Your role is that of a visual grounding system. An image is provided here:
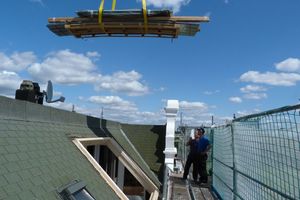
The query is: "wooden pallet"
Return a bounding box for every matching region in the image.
[47,10,209,38]
[48,16,209,23]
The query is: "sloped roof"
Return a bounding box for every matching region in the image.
[104,122,162,187]
[0,96,161,199]
[120,124,165,182]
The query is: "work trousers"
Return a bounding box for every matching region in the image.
[195,153,208,183]
[183,154,198,181]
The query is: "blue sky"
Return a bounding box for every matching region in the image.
[1,0,300,125]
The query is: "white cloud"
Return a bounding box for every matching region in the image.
[229,97,242,103]
[86,51,101,58]
[235,109,260,118]
[0,52,36,72]
[204,90,220,95]
[276,58,300,72]
[0,71,22,95]
[243,93,267,100]
[28,49,99,85]
[47,102,90,115]
[89,96,138,112]
[142,0,191,13]
[96,71,149,96]
[224,0,229,4]
[205,12,211,17]
[87,95,164,124]
[110,110,164,124]
[240,85,267,93]
[179,111,215,126]
[179,101,208,111]
[177,100,215,126]
[156,87,166,92]
[240,71,300,86]
[236,110,250,117]
[29,0,45,6]
[27,50,149,96]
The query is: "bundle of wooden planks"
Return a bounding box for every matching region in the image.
[47,9,209,38]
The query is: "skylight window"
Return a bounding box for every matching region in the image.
[73,189,95,200]
[58,180,96,200]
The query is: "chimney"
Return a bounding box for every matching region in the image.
[164,100,179,171]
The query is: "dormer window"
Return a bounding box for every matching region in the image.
[73,138,160,200]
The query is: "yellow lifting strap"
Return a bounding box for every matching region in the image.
[98,0,116,24]
[112,0,116,11]
[142,0,148,33]
[98,0,105,24]
[98,0,148,33]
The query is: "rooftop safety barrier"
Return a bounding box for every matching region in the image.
[212,104,300,200]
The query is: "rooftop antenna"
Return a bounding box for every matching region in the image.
[101,107,104,119]
[100,107,104,129]
[43,80,65,103]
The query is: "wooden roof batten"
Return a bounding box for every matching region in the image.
[47,9,209,39]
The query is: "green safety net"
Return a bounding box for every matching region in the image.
[212,104,300,200]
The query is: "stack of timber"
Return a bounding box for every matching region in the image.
[47,9,209,38]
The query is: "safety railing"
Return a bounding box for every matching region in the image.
[212,104,300,200]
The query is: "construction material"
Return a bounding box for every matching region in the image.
[47,9,209,38]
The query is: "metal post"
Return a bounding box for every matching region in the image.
[230,123,237,200]
[210,127,214,182]
[162,165,169,200]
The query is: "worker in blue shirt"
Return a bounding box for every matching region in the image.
[195,127,211,184]
[182,129,201,181]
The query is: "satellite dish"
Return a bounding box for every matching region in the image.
[43,80,65,103]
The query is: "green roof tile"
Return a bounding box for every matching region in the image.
[0,175,8,187]
[121,124,166,182]
[18,179,35,191]
[18,170,32,181]
[18,190,35,200]
[4,173,22,184]
[0,96,162,199]
[106,124,161,187]
[0,151,8,164]
[6,195,20,200]
[0,165,8,175]
[6,138,19,145]
[5,162,21,173]
[16,144,28,152]
[31,176,44,186]
[0,187,7,199]
[30,185,46,197]
[5,154,19,162]
[3,183,22,195]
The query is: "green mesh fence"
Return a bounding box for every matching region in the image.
[212,104,300,200]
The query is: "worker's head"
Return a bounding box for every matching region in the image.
[196,127,205,136]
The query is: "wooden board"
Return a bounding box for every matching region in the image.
[47,9,209,38]
[48,16,209,23]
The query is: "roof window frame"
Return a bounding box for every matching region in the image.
[73,137,159,200]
